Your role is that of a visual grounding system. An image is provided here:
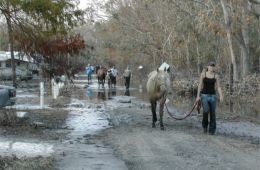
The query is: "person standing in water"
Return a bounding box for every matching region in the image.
[123,66,132,90]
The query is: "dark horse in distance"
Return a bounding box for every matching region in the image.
[97,66,107,88]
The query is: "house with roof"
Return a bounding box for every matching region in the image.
[0,51,39,73]
[0,51,39,80]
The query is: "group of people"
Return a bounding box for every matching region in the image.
[85,64,132,89]
[87,60,224,135]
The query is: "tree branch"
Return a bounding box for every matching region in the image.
[249,0,260,4]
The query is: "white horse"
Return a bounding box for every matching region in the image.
[146,68,171,130]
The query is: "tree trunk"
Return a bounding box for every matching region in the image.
[220,0,238,81]
[5,3,17,87]
[195,37,201,75]
[240,0,250,77]
[240,42,250,76]
[183,35,190,67]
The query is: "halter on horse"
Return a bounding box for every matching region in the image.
[147,67,199,130]
[146,69,171,130]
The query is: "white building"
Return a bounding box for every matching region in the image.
[0,51,39,72]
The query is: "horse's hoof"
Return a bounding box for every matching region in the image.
[152,123,156,128]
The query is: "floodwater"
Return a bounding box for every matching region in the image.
[8,87,50,109]
[0,87,55,158]
[0,77,259,168]
[64,98,110,138]
[0,137,54,158]
[55,80,129,169]
[1,79,129,169]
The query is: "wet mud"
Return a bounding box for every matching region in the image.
[0,79,259,170]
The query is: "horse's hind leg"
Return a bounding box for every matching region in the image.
[151,100,157,128]
[159,97,166,130]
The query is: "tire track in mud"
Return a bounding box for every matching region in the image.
[102,102,260,170]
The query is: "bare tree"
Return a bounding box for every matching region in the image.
[220,0,238,81]
[84,0,259,79]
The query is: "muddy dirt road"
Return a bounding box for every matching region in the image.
[0,79,259,170]
[102,99,259,170]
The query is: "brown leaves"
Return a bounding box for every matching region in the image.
[40,34,86,57]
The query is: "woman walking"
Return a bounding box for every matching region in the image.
[196,61,223,135]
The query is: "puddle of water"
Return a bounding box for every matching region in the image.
[16,94,38,98]
[73,81,146,110]
[16,89,37,93]
[0,138,54,158]
[66,98,86,108]
[64,98,111,138]
[7,87,51,110]
[7,104,51,110]
[57,97,127,170]
[16,111,27,118]
[57,144,127,170]
[65,107,110,138]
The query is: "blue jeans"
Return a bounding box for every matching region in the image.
[201,94,217,133]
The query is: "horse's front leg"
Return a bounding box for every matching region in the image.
[150,100,157,128]
[159,96,166,130]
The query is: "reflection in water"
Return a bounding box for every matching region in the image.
[16,94,38,98]
[0,140,53,158]
[139,84,143,93]
[7,104,50,110]
[59,98,126,170]
[65,103,110,138]
[97,90,106,100]
[108,88,117,99]
[17,111,27,118]
[124,89,130,96]
[86,88,93,100]
[112,88,116,96]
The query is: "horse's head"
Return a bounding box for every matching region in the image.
[102,67,107,74]
[97,68,106,78]
[155,69,171,93]
[147,69,171,99]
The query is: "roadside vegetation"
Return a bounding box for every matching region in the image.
[0,0,259,116]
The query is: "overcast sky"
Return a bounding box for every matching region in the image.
[78,0,92,9]
[78,0,107,10]
[78,0,108,20]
